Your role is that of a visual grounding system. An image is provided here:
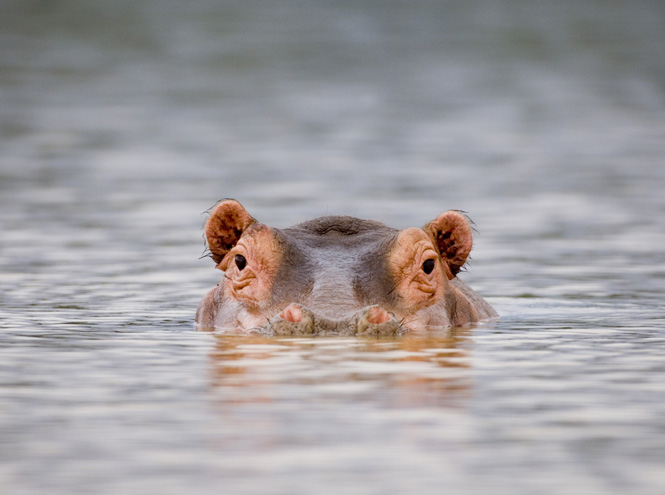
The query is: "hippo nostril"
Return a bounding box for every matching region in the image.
[280,303,304,323]
[270,304,316,337]
[355,305,404,337]
[367,306,391,325]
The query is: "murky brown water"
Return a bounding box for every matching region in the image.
[1,1,665,494]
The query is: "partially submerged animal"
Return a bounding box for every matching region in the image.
[196,200,497,336]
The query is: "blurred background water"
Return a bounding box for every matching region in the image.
[1,1,664,494]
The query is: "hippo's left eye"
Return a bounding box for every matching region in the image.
[422,258,435,275]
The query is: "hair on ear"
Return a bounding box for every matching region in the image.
[204,199,255,265]
[424,210,473,279]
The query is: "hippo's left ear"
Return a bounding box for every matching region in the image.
[423,211,473,280]
[204,199,256,266]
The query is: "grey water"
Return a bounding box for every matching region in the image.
[1,1,664,494]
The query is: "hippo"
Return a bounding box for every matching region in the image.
[196,200,497,336]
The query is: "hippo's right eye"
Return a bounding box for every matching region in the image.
[235,254,247,271]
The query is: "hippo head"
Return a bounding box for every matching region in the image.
[196,200,495,336]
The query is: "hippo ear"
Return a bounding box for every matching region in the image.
[423,211,473,280]
[204,199,256,265]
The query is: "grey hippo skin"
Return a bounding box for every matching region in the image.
[196,200,497,336]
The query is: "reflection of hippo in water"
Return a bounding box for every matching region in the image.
[196,200,497,336]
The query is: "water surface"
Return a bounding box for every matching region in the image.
[1,1,664,494]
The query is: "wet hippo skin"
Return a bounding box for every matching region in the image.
[196,199,497,335]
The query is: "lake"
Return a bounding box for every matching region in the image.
[1,1,664,494]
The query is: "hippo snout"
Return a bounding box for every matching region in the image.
[267,303,406,337]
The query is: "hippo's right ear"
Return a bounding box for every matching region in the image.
[204,199,256,266]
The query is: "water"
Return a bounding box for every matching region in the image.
[1,1,665,493]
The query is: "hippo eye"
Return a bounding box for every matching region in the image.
[235,254,247,271]
[422,258,435,275]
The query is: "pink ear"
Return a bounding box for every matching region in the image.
[204,199,255,265]
[424,211,473,279]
